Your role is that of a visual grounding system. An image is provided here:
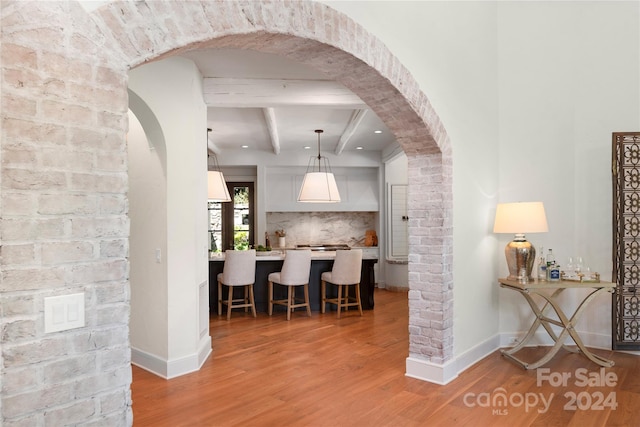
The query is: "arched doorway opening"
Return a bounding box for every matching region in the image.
[116,1,453,380]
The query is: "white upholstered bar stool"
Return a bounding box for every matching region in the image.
[268,249,312,320]
[217,249,257,320]
[321,249,363,318]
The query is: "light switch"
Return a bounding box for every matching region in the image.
[67,303,79,322]
[155,248,162,263]
[44,292,85,333]
[52,303,65,324]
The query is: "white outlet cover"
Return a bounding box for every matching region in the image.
[44,292,85,333]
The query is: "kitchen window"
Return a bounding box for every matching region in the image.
[216,182,254,251]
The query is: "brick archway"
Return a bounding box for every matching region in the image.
[112,2,454,365]
[1,0,452,423]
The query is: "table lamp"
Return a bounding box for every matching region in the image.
[493,202,548,282]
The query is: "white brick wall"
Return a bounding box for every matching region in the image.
[1,1,453,424]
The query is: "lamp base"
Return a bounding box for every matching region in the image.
[504,234,536,282]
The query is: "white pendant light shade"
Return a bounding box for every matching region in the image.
[206,127,232,203]
[208,170,231,202]
[298,171,341,203]
[297,129,341,203]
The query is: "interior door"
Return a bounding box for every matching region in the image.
[221,182,254,251]
[612,132,640,350]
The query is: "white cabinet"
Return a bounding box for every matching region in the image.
[265,166,379,212]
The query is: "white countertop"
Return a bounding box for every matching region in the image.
[209,249,378,261]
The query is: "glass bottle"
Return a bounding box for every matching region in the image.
[546,249,560,281]
[538,246,547,281]
[546,249,555,268]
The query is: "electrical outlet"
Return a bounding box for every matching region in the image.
[508,336,519,344]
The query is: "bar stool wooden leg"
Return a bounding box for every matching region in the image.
[268,281,274,316]
[218,281,223,316]
[304,284,311,317]
[226,288,233,320]
[286,285,293,321]
[344,285,349,312]
[249,285,256,317]
[321,280,327,314]
[355,283,363,316]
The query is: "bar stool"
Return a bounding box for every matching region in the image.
[217,249,257,320]
[268,249,312,320]
[321,249,363,318]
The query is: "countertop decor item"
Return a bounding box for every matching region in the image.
[297,129,341,203]
[493,201,548,283]
[364,230,377,247]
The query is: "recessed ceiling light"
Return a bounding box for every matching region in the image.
[304,146,311,150]
[356,146,364,150]
[374,130,382,134]
[241,145,249,149]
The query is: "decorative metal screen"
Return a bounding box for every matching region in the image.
[612,132,640,350]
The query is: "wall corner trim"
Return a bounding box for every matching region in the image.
[131,337,212,380]
[405,334,501,385]
[405,357,458,385]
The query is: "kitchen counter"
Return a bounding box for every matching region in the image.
[209,251,378,314]
[209,250,375,262]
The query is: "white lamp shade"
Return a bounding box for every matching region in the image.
[297,172,341,203]
[493,202,548,234]
[207,171,232,202]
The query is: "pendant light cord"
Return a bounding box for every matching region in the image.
[315,129,323,172]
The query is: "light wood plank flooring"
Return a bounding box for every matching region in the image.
[131,289,640,426]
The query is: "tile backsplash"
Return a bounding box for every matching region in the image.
[266,212,377,247]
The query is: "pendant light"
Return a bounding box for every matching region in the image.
[298,129,341,203]
[207,128,232,202]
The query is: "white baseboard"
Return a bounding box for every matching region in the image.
[501,330,613,350]
[131,336,212,379]
[406,330,624,386]
[405,333,499,385]
[405,357,458,385]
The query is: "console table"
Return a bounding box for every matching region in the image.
[499,277,616,369]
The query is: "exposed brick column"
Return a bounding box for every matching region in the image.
[1,1,132,425]
[407,152,454,364]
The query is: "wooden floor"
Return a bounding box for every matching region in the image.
[131,290,640,426]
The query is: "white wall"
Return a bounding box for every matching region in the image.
[128,57,211,377]
[127,110,168,359]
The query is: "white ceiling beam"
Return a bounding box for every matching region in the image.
[334,109,368,155]
[263,108,280,155]
[203,77,367,108]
